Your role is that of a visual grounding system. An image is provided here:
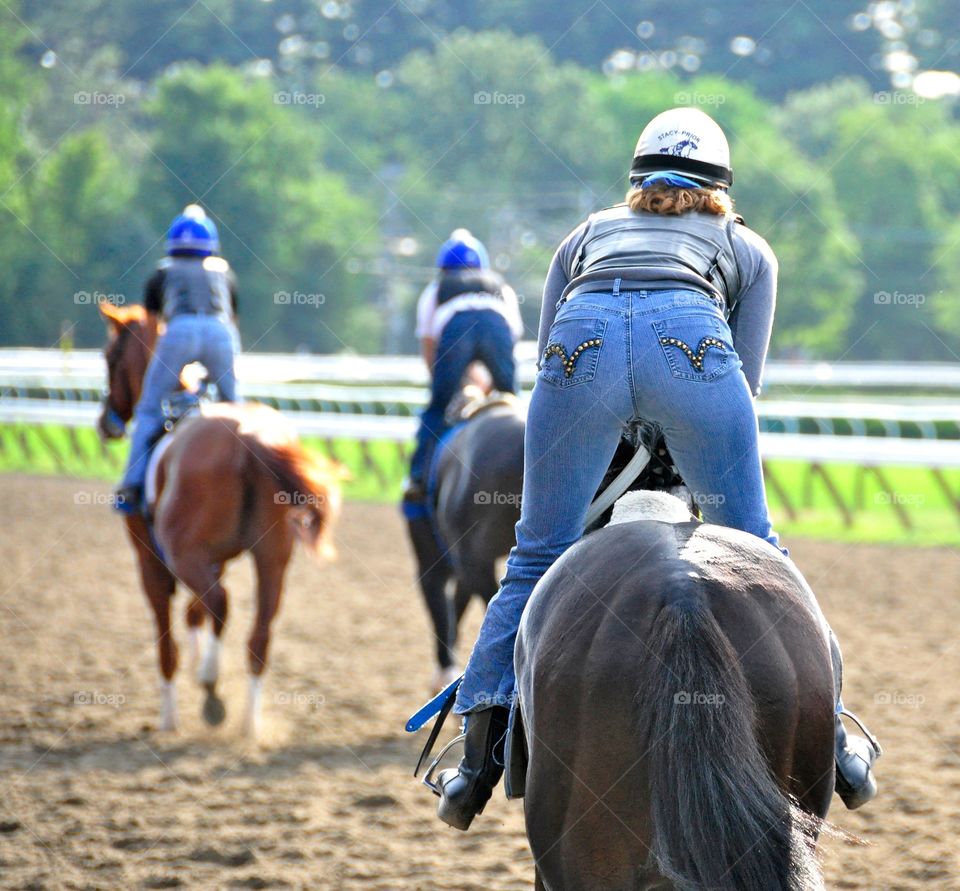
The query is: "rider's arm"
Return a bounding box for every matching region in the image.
[729,227,778,398]
[501,284,525,342]
[227,269,238,315]
[537,221,589,363]
[415,281,439,374]
[143,269,165,318]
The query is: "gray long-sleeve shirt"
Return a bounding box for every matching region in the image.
[537,211,778,396]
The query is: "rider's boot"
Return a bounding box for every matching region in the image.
[830,630,882,809]
[436,706,509,830]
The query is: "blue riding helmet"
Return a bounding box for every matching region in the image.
[436,229,489,270]
[166,204,220,256]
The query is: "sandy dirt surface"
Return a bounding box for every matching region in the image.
[0,474,957,890]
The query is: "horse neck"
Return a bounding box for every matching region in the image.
[124,320,157,404]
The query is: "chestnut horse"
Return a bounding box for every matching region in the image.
[97,302,340,737]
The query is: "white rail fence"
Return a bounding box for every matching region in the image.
[2,397,959,529]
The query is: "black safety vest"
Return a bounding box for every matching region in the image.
[572,204,743,306]
[159,256,233,321]
[436,268,506,307]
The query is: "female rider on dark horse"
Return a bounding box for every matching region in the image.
[432,107,881,830]
[114,204,240,514]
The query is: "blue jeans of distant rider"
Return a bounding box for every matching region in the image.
[121,314,238,491]
[455,287,782,714]
[409,309,516,485]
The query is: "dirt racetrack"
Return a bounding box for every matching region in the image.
[0,473,958,890]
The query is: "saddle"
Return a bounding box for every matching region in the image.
[444,387,518,426]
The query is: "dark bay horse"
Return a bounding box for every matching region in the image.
[515,491,833,891]
[98,302,341,737]
[406,395,524,690]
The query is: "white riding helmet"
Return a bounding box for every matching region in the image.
[630,107,733,188]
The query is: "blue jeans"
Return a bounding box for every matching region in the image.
[121,314,238,491]
[409,309,516,485]
[455,288,781,714]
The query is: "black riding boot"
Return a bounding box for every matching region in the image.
[436,706,509,830]
[830,631,882,809]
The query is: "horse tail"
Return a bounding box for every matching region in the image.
[641,596,823,891]
[240,432,344,560]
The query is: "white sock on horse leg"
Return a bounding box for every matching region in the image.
[244,675,263,739]
[198,632,222,686]
[187,626,202,669]
[159,678,178,732]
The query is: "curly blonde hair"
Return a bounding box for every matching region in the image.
[627,185,733,216]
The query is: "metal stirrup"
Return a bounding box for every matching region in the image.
[421,733,466,797]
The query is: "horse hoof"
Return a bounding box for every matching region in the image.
[202,694,227,726]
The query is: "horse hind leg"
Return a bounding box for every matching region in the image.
[244,531,293,739]
[169,555,229,726]
[131,529,179,731]
[185,597,205,672]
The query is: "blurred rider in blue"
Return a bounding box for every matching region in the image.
[404,229,523,502]
[114,204,239,514]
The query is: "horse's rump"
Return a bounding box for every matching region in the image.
[154,403,340,559]
[516,516,834,891]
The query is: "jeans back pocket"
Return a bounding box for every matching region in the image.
[652,312,737,383]
[539,316,608,387]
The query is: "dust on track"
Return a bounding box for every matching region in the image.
[0,475,957,889]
